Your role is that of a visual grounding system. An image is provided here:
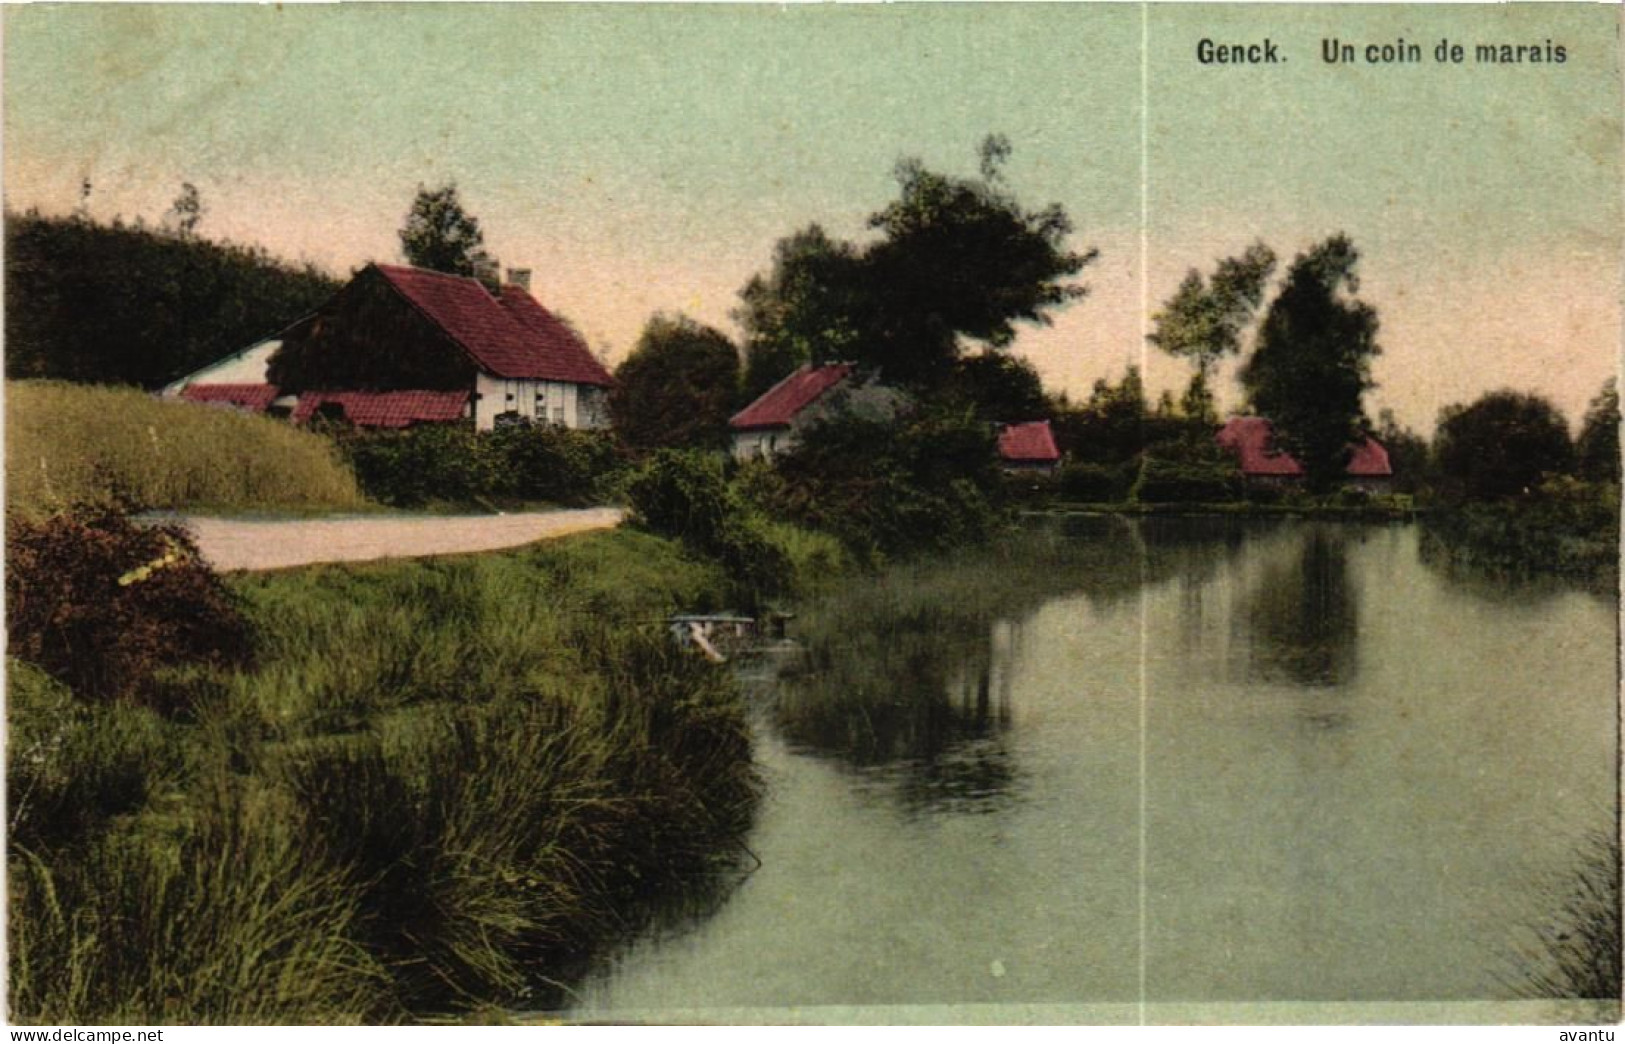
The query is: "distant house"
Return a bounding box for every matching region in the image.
[729,363,903,460]
[997,420,1061,473]
[165,264,612,431]
[1216,416,1393,492]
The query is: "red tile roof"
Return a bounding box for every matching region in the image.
[497,285,614,386]
[179,383,280,412]
[998,420,1060,463]
[729,364,853,431]
[1216,417,1392,478]
[372,264,611,387]
[292,390,469,429]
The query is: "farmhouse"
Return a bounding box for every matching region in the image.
[997,420,1061,473]
[167,264,611,431]
[1216,416,1393,492]
[729,363,903,460]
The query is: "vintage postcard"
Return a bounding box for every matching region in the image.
[3,2,1620,1030]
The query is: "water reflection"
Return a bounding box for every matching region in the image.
[1417,526,1594,607]
[1238,526,1360,687]
[773,516,1257,813]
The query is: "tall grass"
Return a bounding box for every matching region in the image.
[6,381,367,518]
[1513,830,1622,1009]
[9,528,761,1023]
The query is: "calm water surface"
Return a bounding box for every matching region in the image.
[570,518,1617,1021]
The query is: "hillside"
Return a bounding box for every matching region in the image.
[5,210,341,387]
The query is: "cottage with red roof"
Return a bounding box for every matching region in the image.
[728,363,903,460]
[1216,416,1393,492]
[997,420,1061,473]
[166,264,612,431]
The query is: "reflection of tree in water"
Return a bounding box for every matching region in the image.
[1416,526,1584,609]
[774,619,1020,815]
[1239,526,1360,687]
[771,517,1259,814]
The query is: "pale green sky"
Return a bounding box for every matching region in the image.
[5,4,1618,432]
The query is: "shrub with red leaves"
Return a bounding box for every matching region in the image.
[6,507,253,713]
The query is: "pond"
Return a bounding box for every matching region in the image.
[567,517,1618,1023]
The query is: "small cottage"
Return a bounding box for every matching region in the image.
[729,363,902,460]
[1216,416,1393,492]
[997,420,1061,473]
[166,263,612,431]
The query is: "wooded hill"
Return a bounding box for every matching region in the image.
[5,210,341,388]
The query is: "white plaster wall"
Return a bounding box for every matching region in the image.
[162,339,281,394]
[731,429,789,461]
[474,372,605,431]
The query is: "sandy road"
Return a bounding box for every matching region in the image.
[178,507,624,572]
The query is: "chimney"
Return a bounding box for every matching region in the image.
[505,267,532,292]
[473,256,502,290]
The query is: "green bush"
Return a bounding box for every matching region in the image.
[625,449,790,607]
[1057,460,1129,503]
[339,426,495,507]
[760,407,1006,559]
[1130,456,1242,504]
[340,423,625,508]
[6,507,253,711]
[484,423,625,505]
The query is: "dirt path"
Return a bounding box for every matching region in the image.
[179,507,625,572]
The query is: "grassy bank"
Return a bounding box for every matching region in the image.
[8,527,761,1023]
[7,381,368,519]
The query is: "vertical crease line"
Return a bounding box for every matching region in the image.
[1137,0,1151,1028]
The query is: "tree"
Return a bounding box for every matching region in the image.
[1575,378,1620,485]
[736,136,1096,394]
[858,136,1095,387]
[1375,408,1431,496]
[165,182,205,238]
[609,314,742,453]
[735,225,865,403]
[1433,389,1573,501]
[947,351,1047,424]
[1150,241,1275,427]
[1240,234,1381,493]
[1149,241,1276,381]
[398,182,491,279]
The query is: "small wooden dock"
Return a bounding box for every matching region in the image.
[668,612,795,663]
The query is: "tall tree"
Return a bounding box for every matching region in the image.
[609,314,742,453]
[1575,378,1620,485]
[398,182,491,279]
[1433,390,1573,501]
[736,136,1096,394]
[1149,241,1276,424]
[734,225,865,403]
[947,351,1047,424]
[1241,235,1381,492]
[859,136,1095,387]
[1375,407,1431,496]
[1149,241,1276,378]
